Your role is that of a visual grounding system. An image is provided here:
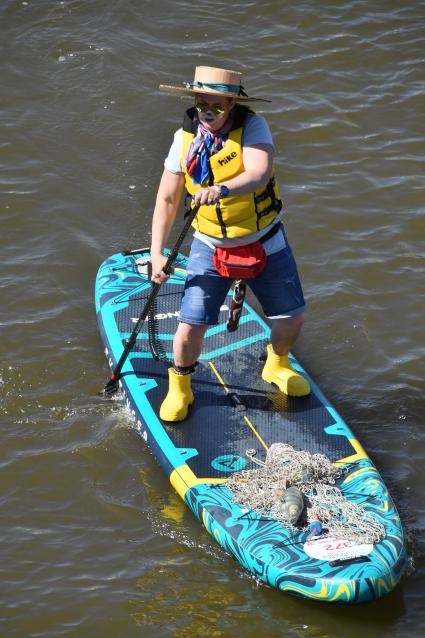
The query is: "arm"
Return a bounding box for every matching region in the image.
[225,143,274,194]
[192,143,274,206]
[150,168,185,282]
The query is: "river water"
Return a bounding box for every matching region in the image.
[1,1,424,636]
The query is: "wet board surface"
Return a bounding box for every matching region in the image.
[95,248,407,603]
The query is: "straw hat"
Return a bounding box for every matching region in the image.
[159,66,271,103]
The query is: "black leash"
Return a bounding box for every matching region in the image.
[147,260,171,365]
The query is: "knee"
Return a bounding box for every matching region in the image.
[176,322,207,345]
[291,312,305,330]
[271,312,305,341]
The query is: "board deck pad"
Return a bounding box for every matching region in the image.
[96,248,407,603]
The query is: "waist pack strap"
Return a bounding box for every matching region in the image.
[260,222,282,244]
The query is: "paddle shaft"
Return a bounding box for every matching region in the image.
[105,205,199,390]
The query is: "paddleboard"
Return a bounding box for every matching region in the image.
[95,247,407,603]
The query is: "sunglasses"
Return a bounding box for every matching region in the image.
[195,101,226,116]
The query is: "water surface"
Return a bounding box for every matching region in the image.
[1,1,423,636]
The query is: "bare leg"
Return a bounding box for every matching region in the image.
[262,313,310,397]
[173,322,209,367]
[160,322,209,422]
[270,313,305,356]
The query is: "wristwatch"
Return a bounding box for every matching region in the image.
[214,184,230,199]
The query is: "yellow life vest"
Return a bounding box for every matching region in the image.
[181,105,282,239]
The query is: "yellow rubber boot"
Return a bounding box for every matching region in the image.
[262,344,311,397]
[159,368,194,422]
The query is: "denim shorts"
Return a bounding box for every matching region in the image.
[179,230,306,326]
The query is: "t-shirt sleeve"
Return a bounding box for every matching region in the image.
[242,113,275,150]
[164,128,184,174]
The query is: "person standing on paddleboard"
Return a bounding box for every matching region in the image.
[150,66,310,422]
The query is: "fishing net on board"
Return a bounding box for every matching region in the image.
[227,443,386,545]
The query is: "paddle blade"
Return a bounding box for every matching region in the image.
[102,375,120,397]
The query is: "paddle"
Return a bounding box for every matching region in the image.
[103,204,200,396]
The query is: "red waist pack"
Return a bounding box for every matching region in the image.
[213,241,266,279]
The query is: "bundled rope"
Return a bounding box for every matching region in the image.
[227,443,385,545]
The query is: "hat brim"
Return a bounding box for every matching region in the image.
[159,84,272,103]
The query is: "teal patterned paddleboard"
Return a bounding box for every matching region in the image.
[95,248,407,603]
